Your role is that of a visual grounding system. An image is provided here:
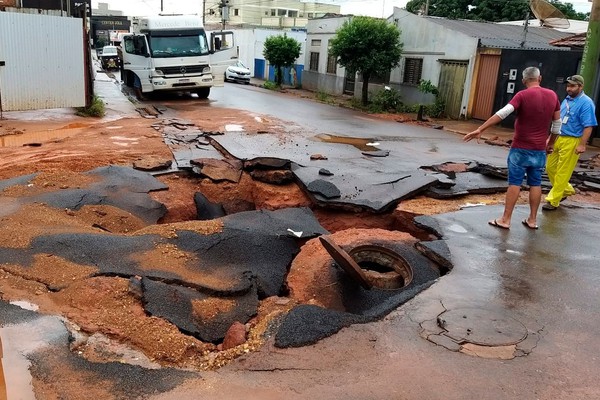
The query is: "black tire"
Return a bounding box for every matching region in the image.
[123,71,134,88]
[196,87,210,99]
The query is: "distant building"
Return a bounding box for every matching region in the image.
[204,0,340,28]
[92,1,123,16]
[90,3,128,48]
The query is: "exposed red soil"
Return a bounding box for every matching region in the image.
[1,98,599,390]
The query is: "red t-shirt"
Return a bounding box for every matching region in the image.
[508,86,560,150]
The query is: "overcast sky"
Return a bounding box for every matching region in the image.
[91,0,593,19]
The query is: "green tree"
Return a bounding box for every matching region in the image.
[263,34,301,86]
[406,0,588,22]
[329,16,403,106]
[467,0,529,21]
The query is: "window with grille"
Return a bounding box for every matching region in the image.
[311,39,321,46]
[403,58,423,85]
[309,52,320,71]
[326,53,337,74]
[234,8,239,16]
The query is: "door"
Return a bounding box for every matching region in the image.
[472,54,501,120]
[122,35,152,91]
[0,12,85,111]
[344,68,356,95]
[438,60,469,119]
[209,31,237,87]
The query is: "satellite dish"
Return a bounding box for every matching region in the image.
[529,0,570,29]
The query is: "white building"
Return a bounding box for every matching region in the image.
[204,0,340,28]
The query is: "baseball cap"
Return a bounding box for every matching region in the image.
[566,75,584,85]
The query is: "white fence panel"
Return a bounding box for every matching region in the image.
[0,12,85,111]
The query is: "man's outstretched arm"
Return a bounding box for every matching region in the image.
[463,104,514,143]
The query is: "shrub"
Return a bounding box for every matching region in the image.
[371,87,403,112]
[316,90,333,103]
[262,80,279,90]
[76,96,105,117]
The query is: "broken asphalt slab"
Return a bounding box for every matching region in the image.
[0,166,168,224]
[0,186,328,340]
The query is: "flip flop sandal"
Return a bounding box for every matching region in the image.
[522,219,539,230]
[488,219,510,230]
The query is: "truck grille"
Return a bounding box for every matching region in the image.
[160,65,207,75]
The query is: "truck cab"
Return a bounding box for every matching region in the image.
[120,15,230,99]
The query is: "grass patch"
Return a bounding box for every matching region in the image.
[316,90,334,104]
[262,81,279,90]
[76,96,105,117]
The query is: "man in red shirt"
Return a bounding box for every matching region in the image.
[464,66,561,229]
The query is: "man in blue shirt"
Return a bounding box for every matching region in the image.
[543,75,598,210]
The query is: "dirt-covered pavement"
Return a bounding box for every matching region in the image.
[1,77,600,400]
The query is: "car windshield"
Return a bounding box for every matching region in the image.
[102,47,118,56]
[148,33,209,58]
[234,61,247,69]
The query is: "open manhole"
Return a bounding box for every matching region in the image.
[348,245,413,290]
[319,236,414,290]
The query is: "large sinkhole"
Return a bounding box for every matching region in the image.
[0,165,453,369]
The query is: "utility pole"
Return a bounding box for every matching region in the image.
[580,0,599,97]
[202,0,206,24]
[220,0,229,31]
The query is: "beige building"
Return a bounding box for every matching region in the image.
[204,0,340,28]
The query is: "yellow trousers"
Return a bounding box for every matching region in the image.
[545,135,579,207]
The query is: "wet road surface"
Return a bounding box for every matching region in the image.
[1,68,600,399]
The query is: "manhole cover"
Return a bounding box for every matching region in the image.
[319,236,372,289]
[438,308,528,346]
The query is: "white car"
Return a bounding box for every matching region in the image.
[224,60,251,84]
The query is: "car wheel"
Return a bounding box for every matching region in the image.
[196,87,210,99]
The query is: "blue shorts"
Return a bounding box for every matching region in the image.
[507,148,546,186]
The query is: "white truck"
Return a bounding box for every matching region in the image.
[120,15,235,99]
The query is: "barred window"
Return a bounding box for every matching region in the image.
[326,53,337,74]
[403,58,423,85]
[309,52,320,71]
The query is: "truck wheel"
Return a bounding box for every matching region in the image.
[123,71,133,87]
[196,88,210,99]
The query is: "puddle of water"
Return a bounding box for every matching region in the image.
[9,301,39,312]
[0,338,6,400]
[447,224,468,233]
[0,128,85,148]
[225,124,244,132]
[314,134,378,151]
[109,136,138,141]
[0,315,65,400]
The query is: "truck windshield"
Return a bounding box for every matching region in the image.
[148,31,209,58]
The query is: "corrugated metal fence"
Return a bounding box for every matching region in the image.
[0,12,85,111]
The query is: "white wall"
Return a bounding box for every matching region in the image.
[303,16,350,93]
[390,8,478,107]
[0,12,86,111]
[231,28,306,76]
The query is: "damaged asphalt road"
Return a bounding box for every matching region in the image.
[2,82,600,399]
[0,167,451,348]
